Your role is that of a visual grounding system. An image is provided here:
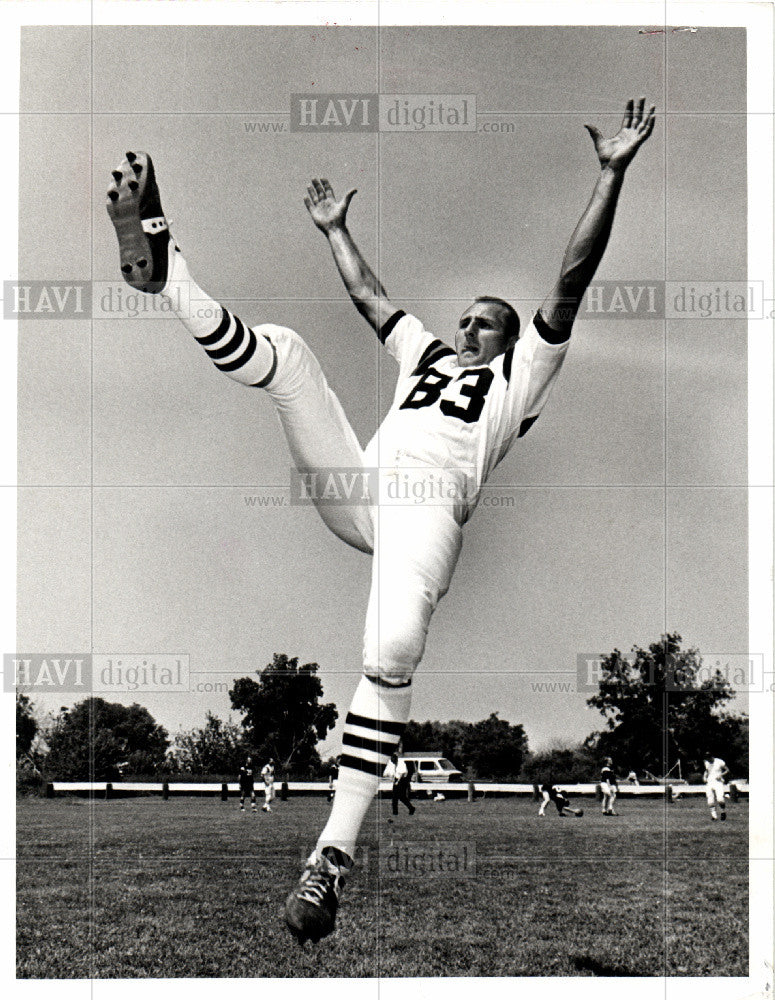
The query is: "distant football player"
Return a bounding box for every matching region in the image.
[261,758,276,813]
[239,757,256,813]
[106,97,655,944]
[703,753,728,821]
[327,758,339,804]
[600,758,619,815]
[538,782,583,817]
[385,752,415,816]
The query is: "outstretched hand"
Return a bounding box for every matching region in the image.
[304,179,357,233]
[585,97,656,172]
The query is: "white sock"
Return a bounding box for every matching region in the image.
[161,245,276,386]
[316,676,412,862]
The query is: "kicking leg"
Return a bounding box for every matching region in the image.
[107,151,276,383]
[107,152,373,554]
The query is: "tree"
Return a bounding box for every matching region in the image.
[520,741,598,783]
[403,714,528,780]
[45,698,169,779]
[464,714,528,779]
[171,712,247,776]
[586,633,741,774]
[16,693,38,759]
[229,653,337,774]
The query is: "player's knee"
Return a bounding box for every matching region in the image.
[363,662,415,686]
[363,627,424,685]
[251,323,312,395]
[255,323,310,372]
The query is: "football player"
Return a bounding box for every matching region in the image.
[106,97,655,944]
[703,753,729,820]
[238,757,256,813]
[261,758,276,813]
[385,752,416,816]
[538,782,583,817]
[600,757,619,815]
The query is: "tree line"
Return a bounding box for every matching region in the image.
[17,635,749,787]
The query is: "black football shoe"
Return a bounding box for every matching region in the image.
[284,846,352,945]
[106,151,173,293]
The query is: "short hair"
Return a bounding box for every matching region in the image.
[474,296,521,342]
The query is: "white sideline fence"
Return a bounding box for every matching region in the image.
[48,780,749,797]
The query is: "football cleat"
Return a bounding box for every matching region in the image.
[284,847,351,945]
[106,151,173,293]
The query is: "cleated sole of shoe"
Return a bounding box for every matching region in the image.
[106,151,170,293]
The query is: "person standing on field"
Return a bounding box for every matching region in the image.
[261,758,276,813]
[600,757,618,815]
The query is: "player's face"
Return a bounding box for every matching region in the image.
[455,302,513,367]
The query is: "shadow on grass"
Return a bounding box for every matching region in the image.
[571,955,645,977]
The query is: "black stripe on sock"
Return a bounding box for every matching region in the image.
[338,753,386,777]
[216,329,258,372]
[342,732,397,756]
[252,337,278,388]
[344,712,405,737]
[207,315,246,360]
[195,308,231,346]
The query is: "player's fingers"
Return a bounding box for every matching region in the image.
[584,124,603,146]
[321,178,334,198]
[342,187,358,209]
[312,178,326,198]
[303,195,313,212]
[642,105,656,135]
[634,95,646,126]
[621,98,634,129]
[307,184,319,203]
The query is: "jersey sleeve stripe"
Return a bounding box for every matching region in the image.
[412,340,455,375]
[502,344,515,382]
[378,309,407,344]
[535,308,571,345]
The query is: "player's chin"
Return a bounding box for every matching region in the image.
[457,350,482,367]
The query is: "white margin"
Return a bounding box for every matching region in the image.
[1,3,772,1000]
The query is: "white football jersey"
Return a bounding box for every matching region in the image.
[705,757,726,781]
[261,763,275,785]
[364,310,570,520]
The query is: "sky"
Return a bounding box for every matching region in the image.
[16,24,750,757]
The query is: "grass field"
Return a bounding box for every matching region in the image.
[17,793,747,978]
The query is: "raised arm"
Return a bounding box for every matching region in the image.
[305,179,397,333]
[540,97,656,337]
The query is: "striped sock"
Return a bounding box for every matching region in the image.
[161,245,275,387]
[316,675,412,862]
[193,305,276,387]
